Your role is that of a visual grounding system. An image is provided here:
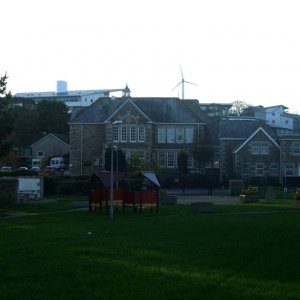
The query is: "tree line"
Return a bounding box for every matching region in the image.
[0,73,69,160]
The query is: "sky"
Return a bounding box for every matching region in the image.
[1,0,300,113]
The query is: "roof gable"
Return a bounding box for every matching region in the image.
[106,98,151,123]
[233,127,279,153]
[31,133,70,148]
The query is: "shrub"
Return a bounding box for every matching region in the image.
[240,187,258,195]
[293,188,300,200]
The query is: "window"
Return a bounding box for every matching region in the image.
[293,143,300,154]
[138,126,145,142]
[158,152,165,167]
[167,128,175,143]
[187,154,193,168]
[167,152,176,168]
[37,151,44,157]
[113,126,119,142]
[185,128,193,143]
[256,163,264,176]
[158,128,166,143]
[130,126,136,142]
[252,142,269,154]
[176,128,184,143]
[121,126,127,142]
[270,164,278,176]
[285,164,294,176]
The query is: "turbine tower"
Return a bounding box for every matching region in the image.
[172,65,199,99]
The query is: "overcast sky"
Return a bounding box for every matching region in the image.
[1,0,300,113]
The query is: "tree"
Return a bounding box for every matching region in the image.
[36,100,69,134]
[104,147,127,172]
[177,151,189,193]
[13,106,39,134]
[0,73,15,159]
[230,100,249,116]
[193,127,215,172]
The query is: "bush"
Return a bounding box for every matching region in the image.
[241,187,258,195]
[293,188,300,200]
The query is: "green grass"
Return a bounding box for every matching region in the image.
[1,198,300,299]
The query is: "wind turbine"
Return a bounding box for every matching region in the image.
[172,65,199,99]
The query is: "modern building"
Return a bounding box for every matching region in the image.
[13,80,128,110]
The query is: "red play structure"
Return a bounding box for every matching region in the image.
[89,171,160,213]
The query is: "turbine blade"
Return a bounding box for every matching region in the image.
[180,64,184,79]
[184,80,199,86]
[171,81,182,91]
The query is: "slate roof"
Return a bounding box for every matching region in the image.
[69,97,209,124]
[219,118,277,139]
[13,133,69,147]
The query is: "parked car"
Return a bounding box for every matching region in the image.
[31,166,41,172]
[38,166,57,175]
[18,167,29,170]
[1,166,12,172]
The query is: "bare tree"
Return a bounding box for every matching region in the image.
[230,100,249,116]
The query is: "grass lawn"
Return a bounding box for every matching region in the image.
[1,197,300,299]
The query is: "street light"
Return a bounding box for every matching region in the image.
[109,120,123,219]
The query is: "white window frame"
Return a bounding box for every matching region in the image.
[113,126,119,142]
[293,143,300,154]
[121,126,127,142]
[130,126,136,142]
[167,151,176,168]
[252,142,269,155]
[185,128,193,143]
[256,163,264,176]
[158,128,166,143]
[138,126,145,142]
[285,164,294,176]
[269,164,278,176]
[176,128,184,143]
[167,128,175,143]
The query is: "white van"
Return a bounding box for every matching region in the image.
[50,157,65,170]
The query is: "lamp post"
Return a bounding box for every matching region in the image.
[109,144,114,219]
[109,120,123,219]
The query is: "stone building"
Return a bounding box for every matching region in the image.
[219,117,300,185]
[69,95,209,176]
[219,118,280,184]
